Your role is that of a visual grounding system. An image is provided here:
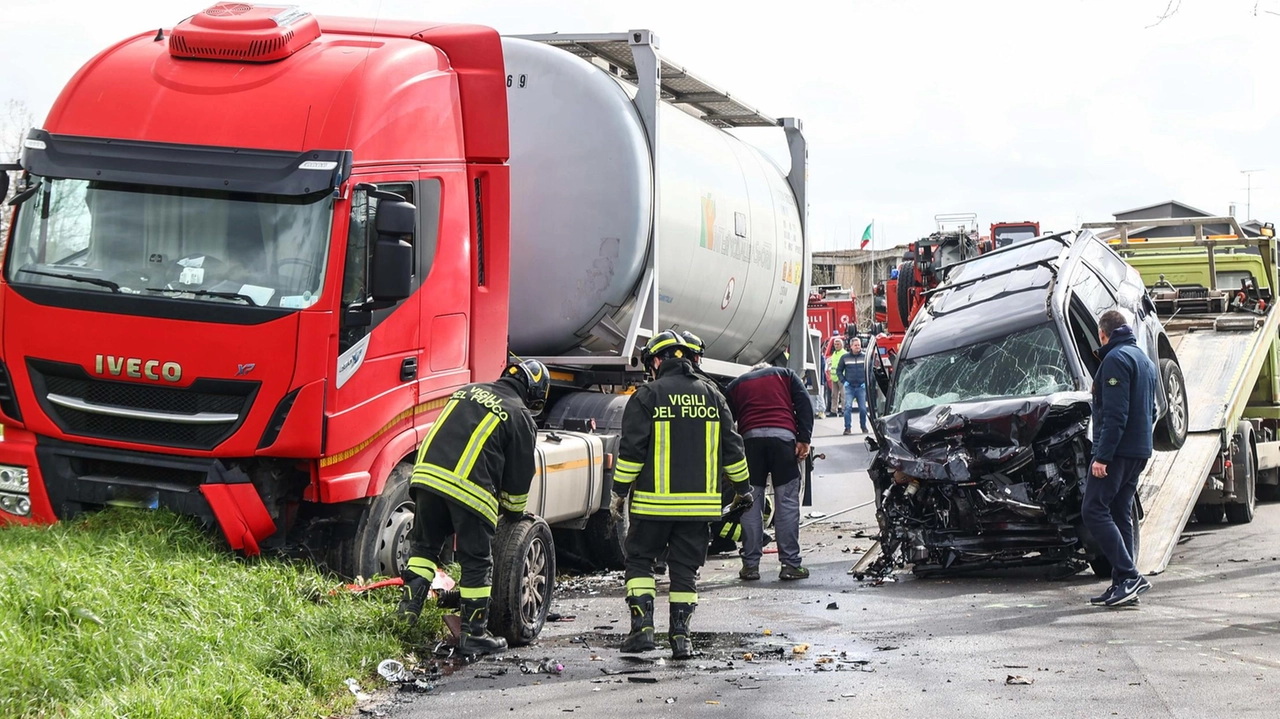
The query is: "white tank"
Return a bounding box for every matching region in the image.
[502,38,804,365]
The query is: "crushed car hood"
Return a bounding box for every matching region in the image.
[875,392,1092,481]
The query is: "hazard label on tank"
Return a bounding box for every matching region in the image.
[721,278,736,310]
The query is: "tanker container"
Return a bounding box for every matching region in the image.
[502,37,805,367]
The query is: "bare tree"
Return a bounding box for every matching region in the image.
[0,100,35,240]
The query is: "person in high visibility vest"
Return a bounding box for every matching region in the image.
[610,330,752,658]
[397,359,550,655]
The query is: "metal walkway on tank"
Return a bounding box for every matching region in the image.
[1136,309,1279,574]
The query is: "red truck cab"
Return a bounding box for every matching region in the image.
[0,5,509,577]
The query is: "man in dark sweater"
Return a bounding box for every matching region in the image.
[836,338,869,435]
[726,362,815,581]
[1085,310,1158,608]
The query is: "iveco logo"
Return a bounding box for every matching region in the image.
[94,355,182,383]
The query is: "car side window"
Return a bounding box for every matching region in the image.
[1070,264,1116,319]
[1067,296,1101,377]
[1081,238,1130,288]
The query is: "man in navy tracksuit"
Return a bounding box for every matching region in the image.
[1085,310,1157,608]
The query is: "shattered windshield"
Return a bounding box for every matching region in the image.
[7,177,332,308]
[890,323,1074,413]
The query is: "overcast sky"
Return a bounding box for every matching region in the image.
[3,0,1278,252]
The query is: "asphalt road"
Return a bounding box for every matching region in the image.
[372,417,1280,718]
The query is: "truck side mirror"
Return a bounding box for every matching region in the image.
[369,237,412,302]
[368,198,415,303]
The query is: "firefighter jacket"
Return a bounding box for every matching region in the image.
[411,377,537,526]
[613,359,750,520]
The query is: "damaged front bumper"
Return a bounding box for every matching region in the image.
[865,392,1099,578]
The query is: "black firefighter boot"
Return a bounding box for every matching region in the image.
[457,597,508,655]
[669,602,696,660]
[396,571,432,624]
[620,595,657,653]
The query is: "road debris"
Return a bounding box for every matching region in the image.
[826,602,839,610]
[792,644,810,655]
[520,658,565,675]
[344,678,372,702]
[377,659,413,683]
[627,676,658,684]
[1006,675,1034,685]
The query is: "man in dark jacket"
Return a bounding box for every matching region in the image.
[1085,310,1157,608]
[612,330,752,659]
[836,338,869,435]
[397,359,549,654]
[726,362,815,581]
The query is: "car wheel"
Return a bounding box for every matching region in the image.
[489,515,555,647]
[895,262,915,322]
[1153,358,1188,451]
[1225,422,1256,524]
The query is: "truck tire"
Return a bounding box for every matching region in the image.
[1088,499,1141,577]
[1153,359,1188,451]
[329,463,416,580]
[1225,422,1256,524]
[1195,503,1225,524]
[895,262,915,323]
[489,515,555,647]
[583,508,627,570]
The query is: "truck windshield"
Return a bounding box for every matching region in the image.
[994,225,1038,247]
[7,177,333,308]
[889,323,1074,413]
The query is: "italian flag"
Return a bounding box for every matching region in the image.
[859,221,873,250]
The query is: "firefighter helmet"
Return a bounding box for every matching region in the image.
[504,358,551,412]
[641,329,688,368]
[679,330,706,358]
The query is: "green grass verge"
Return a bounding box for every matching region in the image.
[0,509,441,718]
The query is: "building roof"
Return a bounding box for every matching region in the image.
[1113,199,1216,219]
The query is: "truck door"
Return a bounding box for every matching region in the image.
[416,169,473,400]
[326,176,423,462]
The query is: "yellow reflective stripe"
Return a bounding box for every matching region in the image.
[417,399,460,463]
[630,504,719,517]
[626,577,657,597]
[613,469,639,484]
[705,420,719,495]
[459,585,492,599]
[725,458,749,483]
[500,492,527,512]
[670,591,698,604]
[616,458,643,473]
[653,421,670,495]
[407,557,438,579]
[411,467,498,524]
[633,491,721,505]
[454,412,501,479]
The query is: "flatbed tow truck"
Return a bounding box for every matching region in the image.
[1082,217,1280,574]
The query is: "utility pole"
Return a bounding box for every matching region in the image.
[1241,169,1264,221]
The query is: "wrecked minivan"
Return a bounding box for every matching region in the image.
[863,231,1188,578]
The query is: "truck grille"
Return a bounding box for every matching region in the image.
[27,359,258,450]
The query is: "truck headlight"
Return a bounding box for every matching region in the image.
[0,465,28,494]
[0,492,30,517]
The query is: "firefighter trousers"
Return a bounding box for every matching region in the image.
[624,518,709,601]
[407,486,495,595]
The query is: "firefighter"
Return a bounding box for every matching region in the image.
[610,331,753,659]
[397,359,550,655]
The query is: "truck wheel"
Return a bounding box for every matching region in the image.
[1153,359,1188,451]
[1225,423,1256,524]
[1088,498,1141,577]
[583,508,627,570]
[895,262,915,322]
[329,463,415,580]
[489,516,555,647]
[1195,503,1225,524]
